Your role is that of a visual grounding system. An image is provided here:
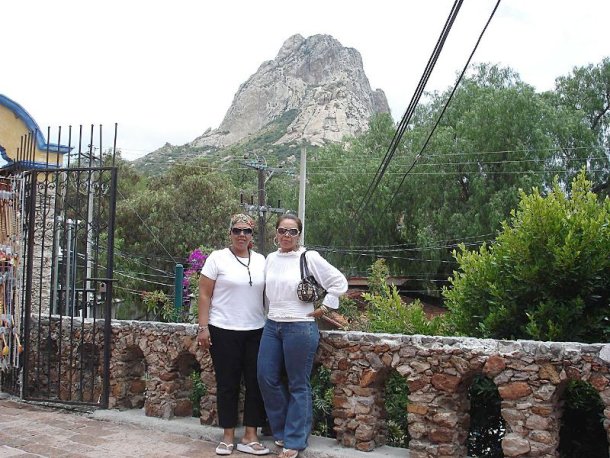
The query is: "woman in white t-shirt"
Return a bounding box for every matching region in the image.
[197,214,269,456]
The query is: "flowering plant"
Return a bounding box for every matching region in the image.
[182,247,209,316]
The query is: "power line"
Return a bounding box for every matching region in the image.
[116,187,179,264]
[309,247,459,264]
[303,168,609,177]
[386,0,502,212]
[307,154,607,170]
[354,0,464,222]
[113,270,174,288]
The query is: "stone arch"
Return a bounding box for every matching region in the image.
[75,342,101,402]
[381,368,410,449]
[463,372,506,457]
[111,344,147,409]
[162,351,201,419]
[556,378,609,458]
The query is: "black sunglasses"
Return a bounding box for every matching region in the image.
[277,227,300,237]
[231,227,253,235]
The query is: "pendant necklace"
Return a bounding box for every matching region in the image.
[229,247,252,286]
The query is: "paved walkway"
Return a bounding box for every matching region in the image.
[0,395,406,458]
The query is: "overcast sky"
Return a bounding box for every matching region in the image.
[3,0,609,160]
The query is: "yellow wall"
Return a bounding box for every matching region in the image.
[0,97,65,167]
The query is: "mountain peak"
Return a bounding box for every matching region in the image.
[191,34,390,151]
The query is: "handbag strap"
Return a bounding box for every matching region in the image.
[299,250,311,279]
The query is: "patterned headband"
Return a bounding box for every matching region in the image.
[230,213,255,229]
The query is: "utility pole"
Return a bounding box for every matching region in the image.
[241,155,289,254]
[298,146,307,245]
[257,167,266,251]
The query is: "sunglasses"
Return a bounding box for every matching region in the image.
[277,227,300,237]
[231,227,253,236]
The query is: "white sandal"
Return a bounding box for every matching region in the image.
[236,441,269,455]
[215,442,234,455]
[278,448,298,458]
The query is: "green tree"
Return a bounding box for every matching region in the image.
[305,113,403,275]
[444,170,610,342]
[117,159,240,260]
[552,57,610,195]
[306,63,605,294]
[390,64,574,293]
[113,159,240,313]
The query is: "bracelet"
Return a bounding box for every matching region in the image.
[318,305,329,314]
[198,325,209,332]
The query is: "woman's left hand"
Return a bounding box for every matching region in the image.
[308,307,326,319]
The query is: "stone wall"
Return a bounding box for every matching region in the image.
[25,318,610,457]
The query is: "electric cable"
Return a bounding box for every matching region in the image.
[385,0,502,212]
[116,187,179,264]
[354,0,464,223]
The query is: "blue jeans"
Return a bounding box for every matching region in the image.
[257,320,320,451]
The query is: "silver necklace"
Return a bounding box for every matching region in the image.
[229,247,252,286]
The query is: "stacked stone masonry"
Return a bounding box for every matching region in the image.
[26,317,610,457]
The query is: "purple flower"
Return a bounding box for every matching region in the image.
[182,247,209,291]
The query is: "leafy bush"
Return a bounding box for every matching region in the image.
[142,290,175,322]
[189,371,207,418]
[362,259,447,335]
[444,170,610,342]
[337,295,370,330]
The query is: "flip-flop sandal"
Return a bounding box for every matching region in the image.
[274,440,284,447]
[216,442,234,455]
[236,441,269,455]
[278,449,298,458]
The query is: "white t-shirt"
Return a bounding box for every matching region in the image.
[265,247,348,322]
[200,248,266,330]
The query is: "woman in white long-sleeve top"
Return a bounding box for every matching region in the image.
[257,214,348,458]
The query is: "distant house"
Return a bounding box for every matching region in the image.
[0,94,70,172]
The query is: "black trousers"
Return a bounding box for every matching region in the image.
[208,325,267,428]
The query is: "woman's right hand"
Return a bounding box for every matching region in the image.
[197,327,212,350]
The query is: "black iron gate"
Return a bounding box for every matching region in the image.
[1,126,119,408]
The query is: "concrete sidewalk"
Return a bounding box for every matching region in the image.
[0,395,406,458]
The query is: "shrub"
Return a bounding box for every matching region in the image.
[311,366,335,438]
[142,290,175,322]
[189,371,207,418]
[384,371,410,448]
[362,259,447,335]
[444,170,610,342]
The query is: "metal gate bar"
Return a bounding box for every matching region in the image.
[5,124,118,408]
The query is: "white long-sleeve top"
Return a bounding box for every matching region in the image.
[265,247,348,322]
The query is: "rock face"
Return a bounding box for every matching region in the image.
[191,34,390,149]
